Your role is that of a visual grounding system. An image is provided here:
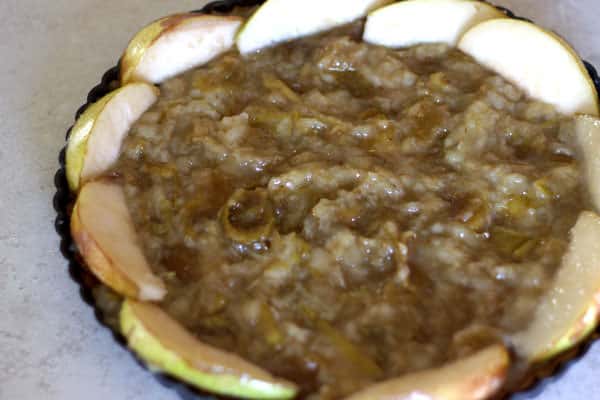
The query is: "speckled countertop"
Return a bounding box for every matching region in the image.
[1,1,599,399]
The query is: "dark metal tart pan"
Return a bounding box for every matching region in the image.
[53,1,600,399]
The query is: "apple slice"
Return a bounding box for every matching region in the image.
[120,300,298,399]
[347,345,509,400]
[458,18,599,116]
[236,0,392,55]
[120,14,243,85]
[364,0,505,48]
[71,181,166,301]
[512,211,600,362]
[575,115,600,212]
[66,83,158,192]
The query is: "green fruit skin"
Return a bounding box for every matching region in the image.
[65,93,115,192]
[536,302,600,363]
[120,302,297,400]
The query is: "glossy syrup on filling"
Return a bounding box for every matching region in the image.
[106,22,586,399]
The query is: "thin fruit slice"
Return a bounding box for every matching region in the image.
[120,300,298,399]
[66,83,158,191]
[347,345,509,400]
[458,18,599,116]
[236,0,392,55]
[513,211,600,362]
[575,115,600,211]
[71,181,166,301]
[364,0,505,48]
[121,14,243,84]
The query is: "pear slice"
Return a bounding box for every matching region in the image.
[66,83,158,192]
[513,211,600,362]
[236,0,392,55]
[364,0,505,48]
[120,14,243,85]
[120,300,298,399]
[575,115,600,212]
[71,181,166,301]
[458,18,599,116]
[347,345,509,400]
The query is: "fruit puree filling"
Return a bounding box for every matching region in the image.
[102,22,587,398]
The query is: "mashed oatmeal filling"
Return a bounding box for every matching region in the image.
[106,22,587,398]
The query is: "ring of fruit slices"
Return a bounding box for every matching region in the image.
[56,0,600,399]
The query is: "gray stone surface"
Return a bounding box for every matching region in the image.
[1,1,598,399]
